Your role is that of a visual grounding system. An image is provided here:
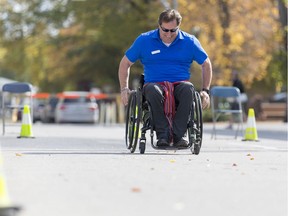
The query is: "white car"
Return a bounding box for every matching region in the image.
[55,91,99,123]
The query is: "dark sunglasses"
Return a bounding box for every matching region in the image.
[160,26,179,33]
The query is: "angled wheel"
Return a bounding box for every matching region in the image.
[139,139,146,154]
[190,91,203,155]
[125,90,142,153]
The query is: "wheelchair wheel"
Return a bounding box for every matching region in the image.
[190,91,203,155]
[125,90,142,153]
[139,139,146,154]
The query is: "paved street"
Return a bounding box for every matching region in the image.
[0,121,287,216]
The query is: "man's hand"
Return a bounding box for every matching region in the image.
[200,58,212,109]
[200,91,210,109]
[118,56,133,106]
[120,88,130,106]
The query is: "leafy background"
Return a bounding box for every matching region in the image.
[0,0,287,97]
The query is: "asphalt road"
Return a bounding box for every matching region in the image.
[0,121,287,216]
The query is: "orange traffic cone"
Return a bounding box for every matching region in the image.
[18,105,34,138]
[0,150,21,215]
[243,108,259,141]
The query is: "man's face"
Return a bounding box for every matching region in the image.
[159,19,179,44]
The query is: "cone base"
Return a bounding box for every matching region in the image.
[0,206,21,216]
[242,139,259,142]
[17,136,35,139]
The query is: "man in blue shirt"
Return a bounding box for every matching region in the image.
[118,9,212,147]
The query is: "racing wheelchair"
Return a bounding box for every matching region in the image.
[125,75,203,155]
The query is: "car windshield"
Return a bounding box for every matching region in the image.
[63,97,92,103]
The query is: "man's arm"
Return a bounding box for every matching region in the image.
[118,55,133,105]
[200,57,213,109]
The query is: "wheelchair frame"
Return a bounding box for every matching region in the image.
[125,78,203,155]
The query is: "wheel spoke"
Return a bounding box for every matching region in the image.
[190,91,203,155]
[124,90,142,153]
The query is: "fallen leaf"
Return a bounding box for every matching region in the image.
[250,157,254,160]
[246,153,251,156]
[15,153,22,157]
[131,187,141,193]
[232,163,237,166]
[170,159,176,163]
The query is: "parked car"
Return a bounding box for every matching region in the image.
[40,95,59,123]
[32,93,50,123]
[269,92,287,103]
[55,91,99,123]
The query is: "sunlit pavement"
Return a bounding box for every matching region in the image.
[0,121,287,216]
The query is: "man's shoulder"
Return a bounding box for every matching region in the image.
[179,30,204,49]
[141,29,158,37]
[179,30,196,41]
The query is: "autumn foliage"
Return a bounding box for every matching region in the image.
[0,0,286,93]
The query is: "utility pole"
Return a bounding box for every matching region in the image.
[172,0,178,9]
[160,0,178,9]
[160,0,170,9]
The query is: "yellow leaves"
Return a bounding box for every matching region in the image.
[247,153,255,161]
[213,26,224,44]
[25,37,41,58]
[0,48,7,60]
[231,153,255,169]
[179,0,196,11]
[169,159,176,163]
[179,0,281,88]
[255,49,267,58]
[228,32,244,52]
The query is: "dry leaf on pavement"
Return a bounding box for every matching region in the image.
[131,187,141,193]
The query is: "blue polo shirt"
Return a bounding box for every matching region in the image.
[125,29,208,83]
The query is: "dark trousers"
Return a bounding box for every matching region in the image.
[143,82,194,142]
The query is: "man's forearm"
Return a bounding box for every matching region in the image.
[201,58,212,89]
[118,56,132,90]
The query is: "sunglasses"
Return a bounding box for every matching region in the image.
[160,26,179,33]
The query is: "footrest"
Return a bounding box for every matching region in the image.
[152,145,191,150]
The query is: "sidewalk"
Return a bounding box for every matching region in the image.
[203,120,287,139]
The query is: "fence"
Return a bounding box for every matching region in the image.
[98,94,125,125]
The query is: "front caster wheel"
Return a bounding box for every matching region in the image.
[191,144,200,155]
[139,140,146,154]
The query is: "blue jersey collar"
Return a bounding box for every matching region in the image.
[153,29,184,43]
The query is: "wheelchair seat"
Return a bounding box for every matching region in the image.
[125,75,203,155]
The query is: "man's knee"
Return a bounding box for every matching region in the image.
[143,83,163,100]
[178,82,194,91]
[174,82,194,99]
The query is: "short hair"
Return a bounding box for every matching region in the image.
[158,9,182,26]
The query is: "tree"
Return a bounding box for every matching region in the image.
[178,0,284,92]
[51,0,162,91]
[0,0,286,94]
[0,0,72,91]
